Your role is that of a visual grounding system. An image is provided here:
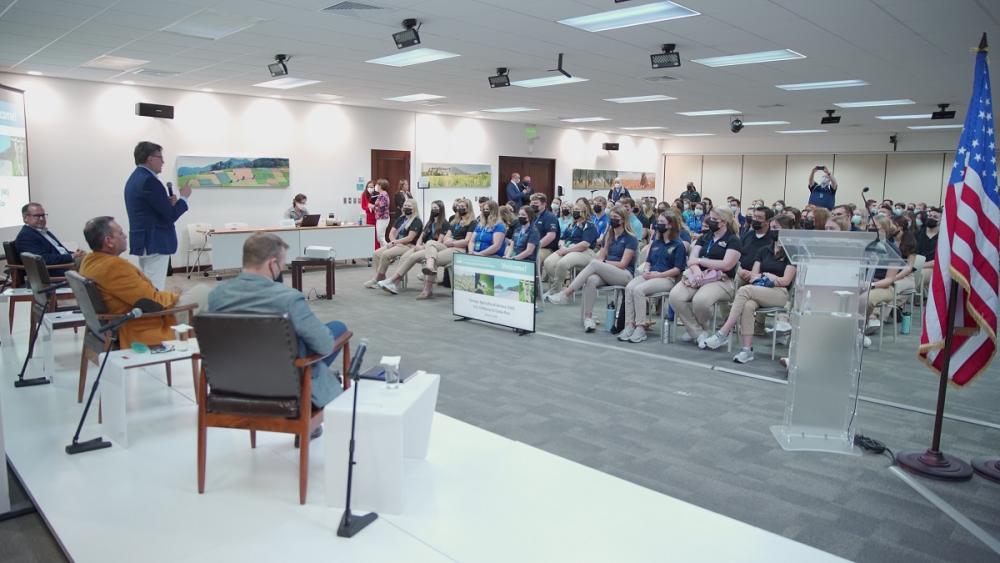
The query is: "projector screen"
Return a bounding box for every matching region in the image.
[0,84,30,233]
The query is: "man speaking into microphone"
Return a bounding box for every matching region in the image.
[124,141,192,290]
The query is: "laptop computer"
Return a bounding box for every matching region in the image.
[299,214,321,227]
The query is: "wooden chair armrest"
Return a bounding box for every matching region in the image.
[143,303,197,318]
[332,330,352,351]
[45,263,75,270]
[295,353,329,367]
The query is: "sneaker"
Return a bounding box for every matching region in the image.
[617,326,635,341]
[363,279,379,288]
[548,291,569,305]
[628,326,648,343]
[863,336,872,348]
[416,273,425,281]
[583,317,596,332]
[702,331,728,350]
[421,266,436,276]
[378,279,399,295]
[866,318,882,329]
[696,331,711,348]
[733,347,754,364]
[679,331,695,343]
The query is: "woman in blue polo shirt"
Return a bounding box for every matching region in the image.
[469,199,507,257]
[508,205,541,262]
[618,211,687,343]
[549,205,637,333]
[542,199,599,297]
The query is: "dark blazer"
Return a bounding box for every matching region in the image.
[506,181,524,209]
[14,225,73,275]
[123,167,188,256]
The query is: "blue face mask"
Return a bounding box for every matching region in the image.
[852,215,862,225]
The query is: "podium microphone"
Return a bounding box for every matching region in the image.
[99,307,143,334]
[166,181,174,197]
[337,339,378,538]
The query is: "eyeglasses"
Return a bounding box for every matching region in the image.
[26,213,48,218]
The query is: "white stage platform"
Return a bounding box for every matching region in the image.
[0,309,847,563]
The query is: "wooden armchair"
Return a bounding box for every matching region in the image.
[193,313,352,505]
[20,252,84,344]
[3,240,75,331]
[65,271,198,403]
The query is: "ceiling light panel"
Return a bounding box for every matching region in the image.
[314,93,343,100]
[672,133,715,137]
[776,129,827,134]
[384,93,445,102]
[163,11,264,40]
[776,80,868,91]
[558,1,700,32]
[875,114,932,120]
[604,95,676,103]
[482,107,538,113]
[561,117,610,123]
[253,77,322,90]
[691,49,805,67]
[511,75,588,88]
[677,109,740,116]
[908,124,963,130]
[366,48,460,67]
[621,126,666,130]
[833,99,915,108]
[82,55,150,71]
[741,120,790,126]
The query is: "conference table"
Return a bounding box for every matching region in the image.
[208,224,376,271]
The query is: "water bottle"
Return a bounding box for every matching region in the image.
[358,212,365,225]
[605,302,615,332]
[900,311,912,335]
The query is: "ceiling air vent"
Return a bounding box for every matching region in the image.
[323,1,384,11]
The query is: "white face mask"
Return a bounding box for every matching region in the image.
[730,206,740,214]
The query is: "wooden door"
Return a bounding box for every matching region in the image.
[371,149,411,212]
[498,156,556,208]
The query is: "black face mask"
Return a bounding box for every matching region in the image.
[926,218,939,229]
[593,205,603,214]
[707,219,720,232]
[403,208,413,216]
[518,217,529,225]
[430,209,440,217]
[632,207,640,215]
[481,209,489,217]
[751,220,764,231]
[655,223,668,233]
[572,211,582,220]
[451,207,458,213]
[456,208,467,216]
[610,219,622,228]
[561,209,570,216]
[801,219,815,230]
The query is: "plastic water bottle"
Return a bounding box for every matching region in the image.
[900,311,912,335]
[358,213,365,225]
[605,302,615,332]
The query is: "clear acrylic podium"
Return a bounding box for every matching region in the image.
[770,230,906,455]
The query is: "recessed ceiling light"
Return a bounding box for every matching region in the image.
[692,49,805,67]
[121,80,135,85]
[384,93,445,102]
[908,124,964,130]
[677,109,741,116]
[833,99,915,108]
[776,80,868,91]
[561,117,610,123]
[366,48,460,67]
[253,77,321,90]
[163,10,264,40]
[875,114,933,120]
[314,93,342,101]
[559,1,700,32]
[482,107,538,113]
[27,71,43,76]
[270,95,282,99]
[776,129,827,134]
[82,55,150,71]
[621,126,666,130]
[672,133,715,137]
[202,88,214,92]
[604,94,676,103]
[742,120,790,126]
[511,75,588,88]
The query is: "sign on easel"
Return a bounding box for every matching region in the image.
[452,254,536,333]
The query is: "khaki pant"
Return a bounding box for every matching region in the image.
[668,278,736,338]
[373,244,411,275]
[392,247,430,279]
[537,248,553,281]
[624,276,676,326]
[894,276,915,305]
[867,286,894,317]
[729,285,789,336]
[568,260,633,316]
[424,241,463,271]
[543,249,595,292]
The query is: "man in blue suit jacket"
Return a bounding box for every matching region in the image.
[124,141,192,290]
[505,172,526,210]
[14,202,83,277]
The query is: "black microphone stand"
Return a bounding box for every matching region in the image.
[336,346,377,538]
[15,304,52,388]
[66,330,117,455]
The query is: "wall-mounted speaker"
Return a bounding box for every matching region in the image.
[135,102,174,119]
[602,142,619,151]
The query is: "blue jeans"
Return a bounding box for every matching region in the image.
[311,320,348,407]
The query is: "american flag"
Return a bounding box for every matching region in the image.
[918,35,999,386]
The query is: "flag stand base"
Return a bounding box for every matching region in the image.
[971,457,1000,483]
[896,449,973,481]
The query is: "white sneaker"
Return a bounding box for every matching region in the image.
[867,318,882,329]
[696,331,711,348]
[583,317,596,332]
[617,326,635,341]
[363,279,379,288]
[733,347,754,363]
[548,291,569,305]
[702,331,728,350]
[379,279,399,295]
[628,326,648,343]
[863,336,872,348]
[679,331,695,343]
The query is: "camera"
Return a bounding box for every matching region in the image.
[729,117,743,133]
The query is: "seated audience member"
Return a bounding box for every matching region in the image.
[668,207,743,346]
[79,216,210,348]
[365,199,422,288]
[639,200,656,242]
[508,206,541,261]
[548,206,637,332]
[737,206,774,285]
[801,207,829,230]
[618,211,687,343]
[543,199,599,296]
[499,204,517,241]
[831,204,861,231]
[285,193,309,225]
[591,196,610,237]
[782,206,802,229]
[557,200,574,234]
[529,193,561,268]
[378,200,448,295]
[727,197,746,233]
[771,200,785,214]
[686,202,706,233]
[469,199,507,257]
[702,197,715,215]
[916,207,940,290]
[420,198,476,299]
[208,232,347,409]
[620,198,647,244]
[825,216,851,231]
[550,197,563,215]
[865,216,905,337]
[701,215,797,363]
[15,202,84,276]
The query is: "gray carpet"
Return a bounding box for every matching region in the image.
[4,263,999,562]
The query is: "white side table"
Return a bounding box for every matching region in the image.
[325,372,440,514]
[0,288,32,347]
[26,309,85,382]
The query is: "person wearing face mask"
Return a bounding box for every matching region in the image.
[608,177,632,204]
[893,204,905,217]
[639,200,657,244]
[372,179,392,248]
[506,172,525,210]
[618,211,687,343]
[807,165,838,210]
[727,197,747,233]
[737,207,775,285]
[619,197,647,244]
[680,181,701,203]
[420,198,477,299]
[864,215,905,342]
[557,201,574,234]
[209,232,348,409]
[700,215,797,362]
[686,203,705,233]
[285,193,310,225]
[508,205,541,262]
[469,199,508,258]
[831,204,861,231]
[548,206,637,332]
[591,196,610,238]
[550,197,563,219]
[378,200,448,295]
[543,199,599,297]
[668,207,743,346]
[800,207,829,230]
[916,207,941,291]
[528,193,561,271]
[771,200,785,214]
[365,199,423,288]
[360,181,379,245]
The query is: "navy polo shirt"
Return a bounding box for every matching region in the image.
[646,238,687,273]
[808,183,836,210]
[561,221,599,250]
[534,210,561,251]
[605,231,639,274]
[512,224,541,261]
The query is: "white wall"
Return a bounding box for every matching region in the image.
[0,73,665,262]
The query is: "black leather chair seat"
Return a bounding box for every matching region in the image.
[206,391,299,418]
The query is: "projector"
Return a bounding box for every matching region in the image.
[304,245,335,259]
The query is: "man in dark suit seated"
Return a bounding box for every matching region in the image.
[208,232,349,411]
[14,202,84,277]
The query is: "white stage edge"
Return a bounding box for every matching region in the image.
[0,306,847,563]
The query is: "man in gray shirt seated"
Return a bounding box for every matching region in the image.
[208,232,348,410]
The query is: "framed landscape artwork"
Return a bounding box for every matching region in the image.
[421,162,491,189]
[177,156,290,188]
[571,168,656,191]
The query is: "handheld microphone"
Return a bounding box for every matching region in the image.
[98,307,143,334]
[166,181,174,197]
[348,338,368,381]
